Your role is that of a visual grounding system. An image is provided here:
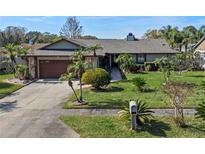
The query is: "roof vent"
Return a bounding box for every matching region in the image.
[127,33,135,41]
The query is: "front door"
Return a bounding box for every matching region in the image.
[111,54,119,67]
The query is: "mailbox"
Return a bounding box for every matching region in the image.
[129,101,137,130]
[129,101,137,114]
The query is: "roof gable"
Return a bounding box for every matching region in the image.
[40,38,86,51]
[194,35,205,50]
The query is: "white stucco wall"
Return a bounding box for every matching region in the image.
[199,53,205,69]
[44,40,80,50]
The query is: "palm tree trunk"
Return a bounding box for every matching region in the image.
[71,85,80,103]
[79,75,83,103]
[185,44,188,52]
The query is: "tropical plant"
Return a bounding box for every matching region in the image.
[143,29,162,39]
[69,48,88,103]
[82,68,110,89]
[132,77,146,92]
[195,101,205,120]
[201,80,205,89]
[1,43,29,78]
[16,64,27,80]
[155,57,174,83]
[115,54,135,73]
[59,73,80,103]
[163,81,194,127]
[87,44,103,68]
[118,99,154,126]
[60,48,88,104]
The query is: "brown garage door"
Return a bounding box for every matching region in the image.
[39,60,70,78]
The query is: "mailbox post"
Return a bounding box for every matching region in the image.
[129,101,137,130]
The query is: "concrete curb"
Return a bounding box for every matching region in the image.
[59,108,197,116]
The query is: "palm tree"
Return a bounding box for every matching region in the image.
[143,29,162,39]
[1,44,19,74]
[196,25,205,41]
[159,25,173,40]
[87,44,103,68]
[1,43,29,77]
[118,99,154,126]
[115,54,135,73]
[59,73,80,102]
[71,48,88,103]
[182,26,198,51]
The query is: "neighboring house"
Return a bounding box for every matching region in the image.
[193,35,205,70]
[26,33,178,79]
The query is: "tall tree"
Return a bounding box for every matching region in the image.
[1,44,29,75]
[182,26,198,51]
[25,31,60,44]
[0,26,26,46]
[196,25,205,41]
[60,17,83,39]
[143,29,162,39]
[25,31,41,44]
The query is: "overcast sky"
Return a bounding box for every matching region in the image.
[0,16,205,39]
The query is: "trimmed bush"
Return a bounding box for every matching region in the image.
[144,62,158,71]
[82,68,111,89]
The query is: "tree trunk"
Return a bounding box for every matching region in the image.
[185,44,188,52]
[79,74,83,103]
[69,81,80,103]
[179,45,182,52]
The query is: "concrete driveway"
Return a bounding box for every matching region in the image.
[0,79,79,138]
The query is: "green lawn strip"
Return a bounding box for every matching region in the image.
[64,71,205,109]
[60,115,205,138]
[0,74,23,99]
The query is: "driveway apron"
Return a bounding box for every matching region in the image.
[0,79,79,138]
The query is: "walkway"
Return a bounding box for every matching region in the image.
[111,67,123,81]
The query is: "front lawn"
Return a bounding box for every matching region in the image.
[0,73,23,99]
[64,71,205,109]
[60,115,205,138]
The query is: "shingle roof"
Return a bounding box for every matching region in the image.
[27,49,104,56]
[27,38,178,56]
[21,43,48,50]
[75,38,178,54]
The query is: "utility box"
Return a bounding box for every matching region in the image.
[129,101,137,130]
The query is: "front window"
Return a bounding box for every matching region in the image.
[137,54,145,64]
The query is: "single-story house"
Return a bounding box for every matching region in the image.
[193,35,205,69]
[26,33,178,79]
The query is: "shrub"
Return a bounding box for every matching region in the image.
[132,77,146,92]
[129,64,144,73]
[16,64,26,80]
[201,80,205,90]
[144,62,158,71]
[195,101,205,120]
[82,68,111,89]
[163,81,194,127]
[115,54,136,73]
[118,99,154,126]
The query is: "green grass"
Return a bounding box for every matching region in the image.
[60,115,205,138]
[64,71,205,109]
[0,73,23,99]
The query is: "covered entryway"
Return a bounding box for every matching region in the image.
[39,60,70,78]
